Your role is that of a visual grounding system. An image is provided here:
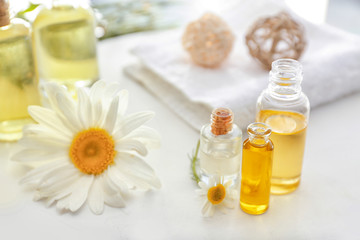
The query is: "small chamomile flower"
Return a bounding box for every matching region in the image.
[196,176,237,217]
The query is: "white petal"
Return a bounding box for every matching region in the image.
[56,195,71,211]
[22,124,70,143]
[28,106,72,137]
[56,92,82,131]
[222,198,235,209]
[122,126,161,149]
[37,166,78,190]
[12,148,67,163]
[38,171,80,197]
[104,193,126,208]
[201,200,214,217]
[45,187,72,207]
[43,82,69,113]
[103,172,129,195]
[107,167,132,192]
[77,87,92,129]
[92,101,103,127]
[115,152,155,178]
[90,80,106,102]
[88,177,104,215]
[18,135,68,149]
[198,181,209,190]
[102,95,119,134]
[113,111,154,139]
[103,82,122,105]
[19,160,68,185]
[117,90,129,116]
[115,139,148,156]
[68,174,94,212]
[114,164,161,190]
[195,189,207,196]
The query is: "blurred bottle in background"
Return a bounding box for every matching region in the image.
[32,0,99,96]
[0,0,40,141]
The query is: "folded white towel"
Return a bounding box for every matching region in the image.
[125,0,360,130]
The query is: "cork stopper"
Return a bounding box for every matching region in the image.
[0,0,10,27]
[211,108,233,135]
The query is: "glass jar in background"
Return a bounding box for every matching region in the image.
[256,58,310,195]
[32,0,99,96]
[0,0,40,141]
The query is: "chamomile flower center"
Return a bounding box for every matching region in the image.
[207,184,226,205]
[69,128,116,175]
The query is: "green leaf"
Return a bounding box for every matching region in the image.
[15,3,40,20]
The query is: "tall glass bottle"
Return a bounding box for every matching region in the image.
[0,0,40,141]
[240,123,273,215]
[199,108,242,184]
[256,59,310,195]
[32,0,99,95]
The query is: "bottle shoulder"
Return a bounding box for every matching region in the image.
[33,5,94,28]
[0,19,30,41]
[257,89,310,113]
[243,138,274,151]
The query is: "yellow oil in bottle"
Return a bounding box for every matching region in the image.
[0,23,40,141]
[257,110,307,194]
[32,5,99,95]
[240,136,273,215]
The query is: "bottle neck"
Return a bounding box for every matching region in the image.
[247,123,271,147]
[268,59,303,99]
[211,108,233,136]
[0,0,10,28]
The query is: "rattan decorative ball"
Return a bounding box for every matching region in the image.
[245,12,306,70]
[182,13,235,68]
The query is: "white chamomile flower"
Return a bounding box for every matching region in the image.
[196,176,237,217]
[12,80,161,215]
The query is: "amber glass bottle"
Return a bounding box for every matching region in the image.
[240,123,273,215]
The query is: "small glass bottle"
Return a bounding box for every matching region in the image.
[240,123,273,215]
[256,59,310,195]
[199,108,242,185]
[0,0,41,141]
[32,0,99,96]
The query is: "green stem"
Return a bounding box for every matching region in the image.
[190,140,201,183]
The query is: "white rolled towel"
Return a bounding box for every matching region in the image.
[125,0,360,130]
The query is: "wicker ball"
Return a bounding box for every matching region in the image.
[182,13,235,68]
[245,12,306,70]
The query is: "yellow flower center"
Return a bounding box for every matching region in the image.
[69,128,116,175]
[207,184,226,205]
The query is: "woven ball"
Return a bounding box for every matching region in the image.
[182,13,235,68]
[245,12,306,70]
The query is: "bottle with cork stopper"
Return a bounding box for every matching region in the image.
[199,107,242,185]
[0,0,41,141]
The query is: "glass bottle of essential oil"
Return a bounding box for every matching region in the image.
[256,59,310,195]
[240,123,273,215]
[199,108,242,185]
[32,0,99,95]
[0,0,40,141]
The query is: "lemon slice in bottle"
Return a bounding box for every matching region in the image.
[265,114,297,134]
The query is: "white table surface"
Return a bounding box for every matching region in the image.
[1,8,360,240]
